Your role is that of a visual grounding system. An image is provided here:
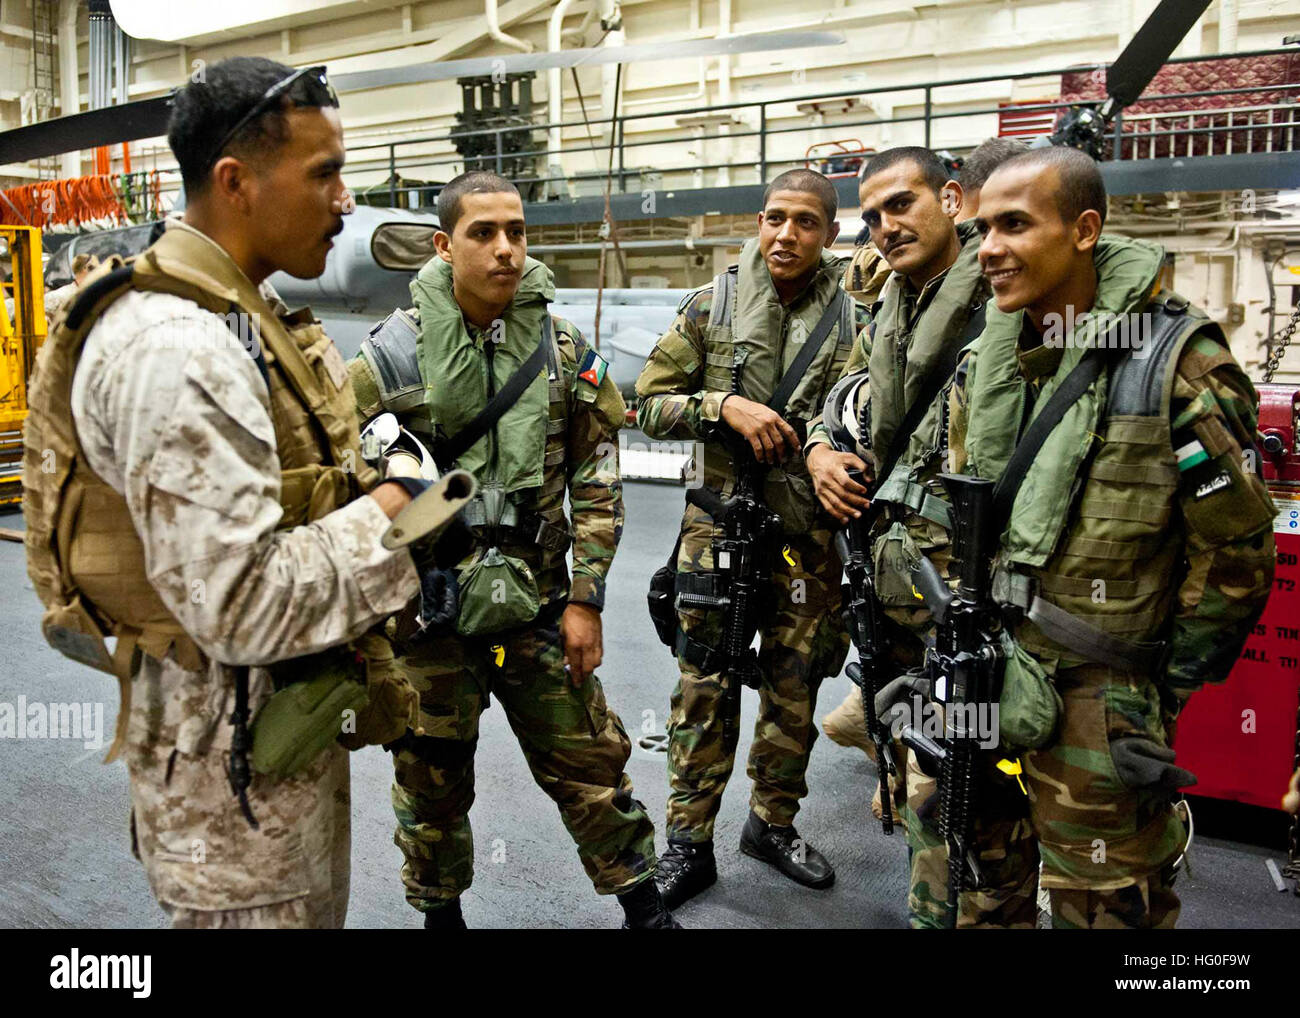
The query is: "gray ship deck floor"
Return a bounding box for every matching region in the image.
[1,483,1296,929]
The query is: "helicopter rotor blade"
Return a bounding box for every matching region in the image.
[1106,0,1213,109]
[0,31,843,164]
[332,31,844,91]
[0,95,172,165]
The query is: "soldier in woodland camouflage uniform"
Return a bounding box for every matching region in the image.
[821,138,1028,784]
[947,148,1275,928]
[23,59,426,929]
[636,169,870,909]
[808,146,1039,928]
[348,172,673,929]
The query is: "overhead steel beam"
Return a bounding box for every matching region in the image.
[524,177,862,225]
[1100,152,1300,196]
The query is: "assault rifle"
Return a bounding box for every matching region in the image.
[674,425,783,739]
[906,473,1005,929]
[836,486,898,836]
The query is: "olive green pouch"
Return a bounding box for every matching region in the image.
[997,630,1063,751]
[871,521,925,608]
[251,649,369,778]
[762,468,815,535]
[455,545,541,636]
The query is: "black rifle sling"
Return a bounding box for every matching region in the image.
[766,290,848,417]
[871,303,985,496]
[434,316,552,470]
[988,344,1110,540]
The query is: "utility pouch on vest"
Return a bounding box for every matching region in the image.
[648,532,684,648]
[456,545,541,636]
[41,595,116,674]
[251,647,369,778]
[996,629,1062,751]
[762,467,817,535]
[872,520,926,608]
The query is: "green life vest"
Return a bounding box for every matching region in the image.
[410,256,551,496]
[869,219,987,529]
[697,238,856,531]
[962,235,1221,667]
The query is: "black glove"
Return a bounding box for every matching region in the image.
[874,671,931,728]
[1109,736,1197,791]
[419,567,460,631]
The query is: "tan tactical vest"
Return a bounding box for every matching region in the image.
[23,223,377,760]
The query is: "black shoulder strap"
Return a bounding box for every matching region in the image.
[66,262,271,392]
[63,263,135,332]
[871,302,985,493]
[767,290,848,417]
[988,345,1112,539]
[434,316,551,470]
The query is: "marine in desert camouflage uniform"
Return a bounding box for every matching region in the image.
[35,59,424,928]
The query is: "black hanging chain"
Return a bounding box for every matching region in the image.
[1261,304,1300,384]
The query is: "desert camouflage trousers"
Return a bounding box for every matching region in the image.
[127,673,352,930]
[908,663,1188,928]
[390,616,657,910]
[666,507,849,842]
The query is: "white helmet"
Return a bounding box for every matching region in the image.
[822,369,872,461]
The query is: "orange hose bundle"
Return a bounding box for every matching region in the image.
[0,175,129,228]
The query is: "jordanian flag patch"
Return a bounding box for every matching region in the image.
[578,348,609,387]
[1175,439,1209,472]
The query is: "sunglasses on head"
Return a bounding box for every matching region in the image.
[203,66,339,174]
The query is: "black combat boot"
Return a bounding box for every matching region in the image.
[654,839,718,910]
[618,876,682,928]
[739,810,835,889]
[422,898,467,929]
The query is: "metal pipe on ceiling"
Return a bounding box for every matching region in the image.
[115,26,130,105]
[485,0,532,53]
[548,0,585,164]
[57,0,80,176]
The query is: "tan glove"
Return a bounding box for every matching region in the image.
[337,631,423,750]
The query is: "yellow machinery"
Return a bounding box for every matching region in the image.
[0,225,46,506]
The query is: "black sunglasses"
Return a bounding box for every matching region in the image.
[204,66,339,174]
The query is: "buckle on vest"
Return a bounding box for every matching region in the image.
[993,569,1036,627]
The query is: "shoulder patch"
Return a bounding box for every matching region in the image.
[677,286,714,319]
[578,347,609,388]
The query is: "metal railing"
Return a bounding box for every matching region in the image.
[343,47,1300,208]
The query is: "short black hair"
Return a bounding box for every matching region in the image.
[762,168,838,223]
[988,146,1108,227]
[168,57,311,197]
[859,146,950,194]
[436,171,521,235]
[958,137,1027,193]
